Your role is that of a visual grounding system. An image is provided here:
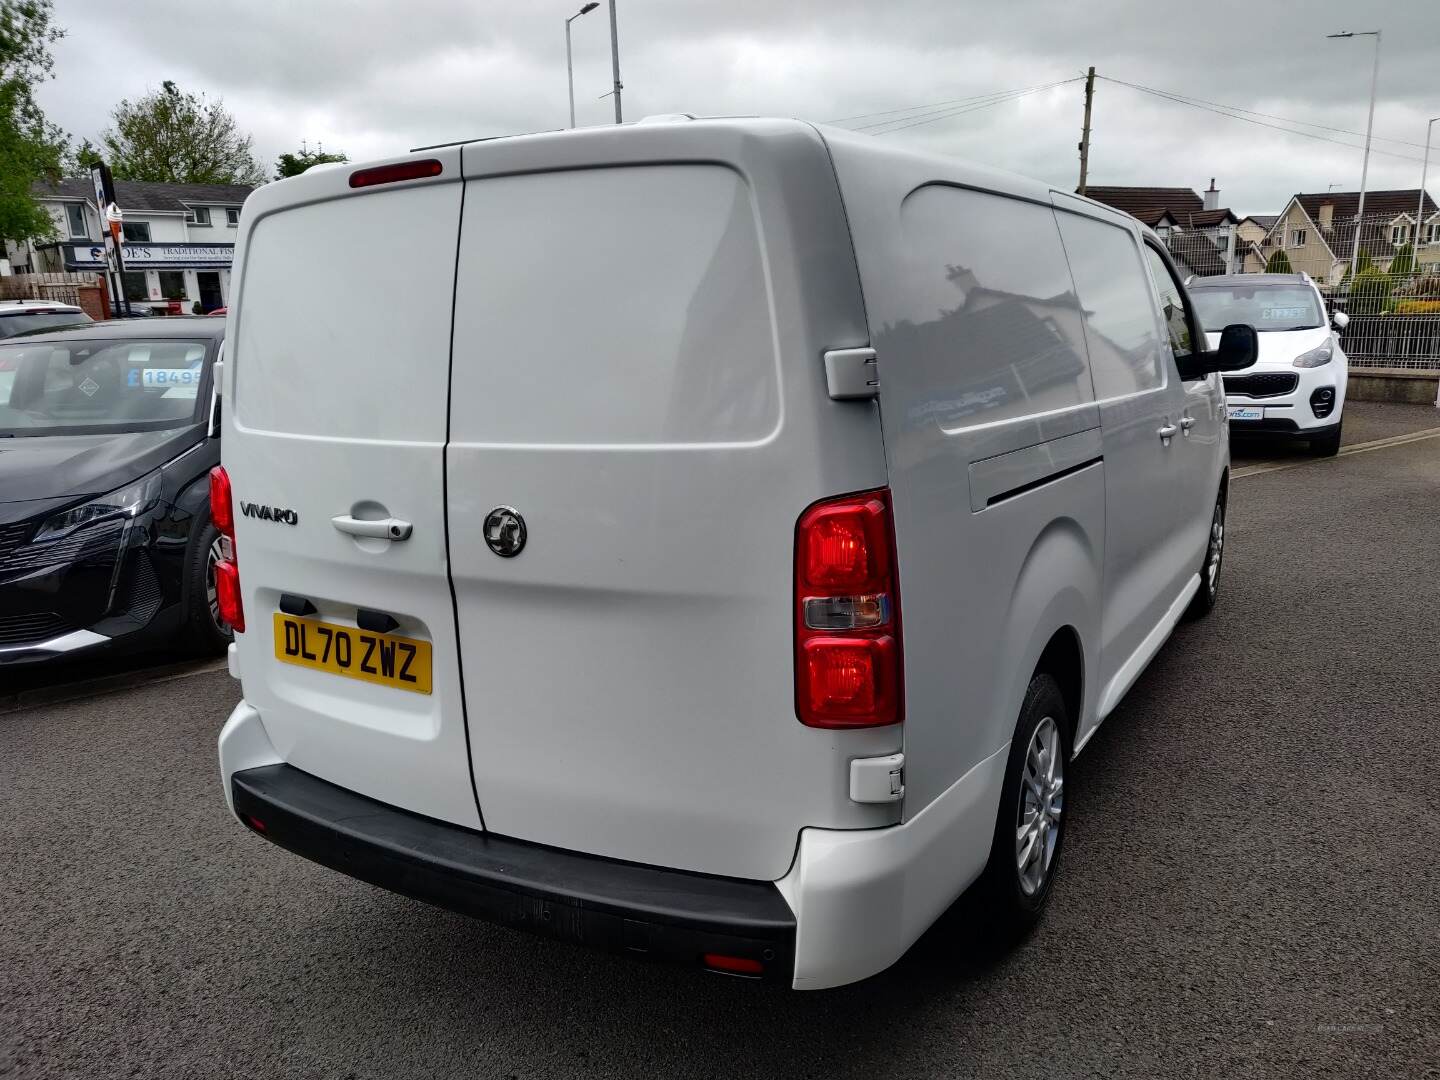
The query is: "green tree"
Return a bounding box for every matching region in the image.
[1264,248,1293,273]
[1349,265,1393,315]
[0,0,68,244]
[1339,250,1374,283]
[101,80,265,185]
[274,142,347,180]
[1389,242,1416,282]
[66,136,101,173]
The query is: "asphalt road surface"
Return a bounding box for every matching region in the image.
[3,402,1438,1079]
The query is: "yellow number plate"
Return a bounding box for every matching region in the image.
[272,613,432,694]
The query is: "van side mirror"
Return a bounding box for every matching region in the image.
[1179,323,1257,380]
[1332,310,1350,332]
[1212,323,1259,371]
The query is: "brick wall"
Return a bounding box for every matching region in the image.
[77,279,108,321]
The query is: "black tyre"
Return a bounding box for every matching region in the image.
[1184,486,1226,621]
[181,517,232,655]
[971,673,1072,939]
[1309,423,1342,457]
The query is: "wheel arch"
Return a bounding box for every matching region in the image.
[1000,516,1102,756]
[1034,626,1084,748]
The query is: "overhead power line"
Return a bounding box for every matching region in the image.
[854,78,1083,136]
[825,78,1082,134]
[824,88,1044,126]
[1098,75,1430,165]
[1097,76,1433,151]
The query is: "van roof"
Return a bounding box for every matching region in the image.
[411,115,1072,212]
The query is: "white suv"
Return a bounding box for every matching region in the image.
[214,118,1255,989]
[1189,273,1348,456]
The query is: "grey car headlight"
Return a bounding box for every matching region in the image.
[1293,342,1334,368]
[32,470,163,543]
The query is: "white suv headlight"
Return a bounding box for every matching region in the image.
[1293,342,1334,368]
[32,470,163,543]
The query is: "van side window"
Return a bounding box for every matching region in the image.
[1054,213,1164,399]
[1142,245,1196,362]
[889,185,1094,429]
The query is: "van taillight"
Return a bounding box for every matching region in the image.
[348,159,443,188]
[209,465,245,633]
[795,489,902,728]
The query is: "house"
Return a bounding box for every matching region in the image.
[9,178,256,312]
[1236,215,1279,273]
[1082,180,1241,276]
[1253,190,1440,286]
[1237,214,1278,243]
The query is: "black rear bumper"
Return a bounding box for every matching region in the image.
[231,765,797,982]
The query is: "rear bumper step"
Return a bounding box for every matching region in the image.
[231,764,796,981]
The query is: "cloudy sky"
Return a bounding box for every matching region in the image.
[37,0,1440,214]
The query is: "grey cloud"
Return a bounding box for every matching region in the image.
[39,0,1440,212]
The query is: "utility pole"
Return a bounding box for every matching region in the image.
[1078,67,1095,195]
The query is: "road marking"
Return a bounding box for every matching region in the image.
[1233,425,1440,479]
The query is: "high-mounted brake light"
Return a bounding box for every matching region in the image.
[795,489,902,728]
[209,465,245,633]
[348,159,443,189]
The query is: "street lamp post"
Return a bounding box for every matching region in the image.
[1327,30,1383,280]
[607,0,623,124]
[1417,116,1439,258]
[565,2,599,129]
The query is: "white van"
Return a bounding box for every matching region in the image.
[1187,272,1348,456]
[214,118,1256,989]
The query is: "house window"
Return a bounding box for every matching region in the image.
[158,271,187,299]
[64,203,88,238]
[1290,228,1306,248]
[122,221,151,243]
[225,207,240,227]
[1391,223,1412,246]
[1427,222,1440,245]
[122,271,148,302]
[187,206,211,226]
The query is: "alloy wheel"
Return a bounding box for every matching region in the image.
[206,536,230,634]
[1205,498,1225,597]
[1015,716,1065,896]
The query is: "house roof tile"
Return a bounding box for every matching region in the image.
[1082,186,1238,227]
[32,177,256,212]
[1288,189,1440,261]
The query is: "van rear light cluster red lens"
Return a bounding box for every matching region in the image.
[209,465,245,633]
[348,159,443,188]
[702,953,765,976]
[795,489,902,728]
[209,465,233,536]
[215,560,244,634]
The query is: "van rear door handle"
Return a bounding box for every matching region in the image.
[1157,424,1178,440]
[332,515,412,541]
[1180,416,1196,430]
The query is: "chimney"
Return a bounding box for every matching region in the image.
[1204,178,1219,211]
[1319,201,1334,231]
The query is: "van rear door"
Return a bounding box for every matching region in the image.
[445,123,895,881]
[224,151,480,828]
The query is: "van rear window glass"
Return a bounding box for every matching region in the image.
[233,181,461,441]
[893,185,1093,430]
[449,164,778,446]
[1054,213,1164,399]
